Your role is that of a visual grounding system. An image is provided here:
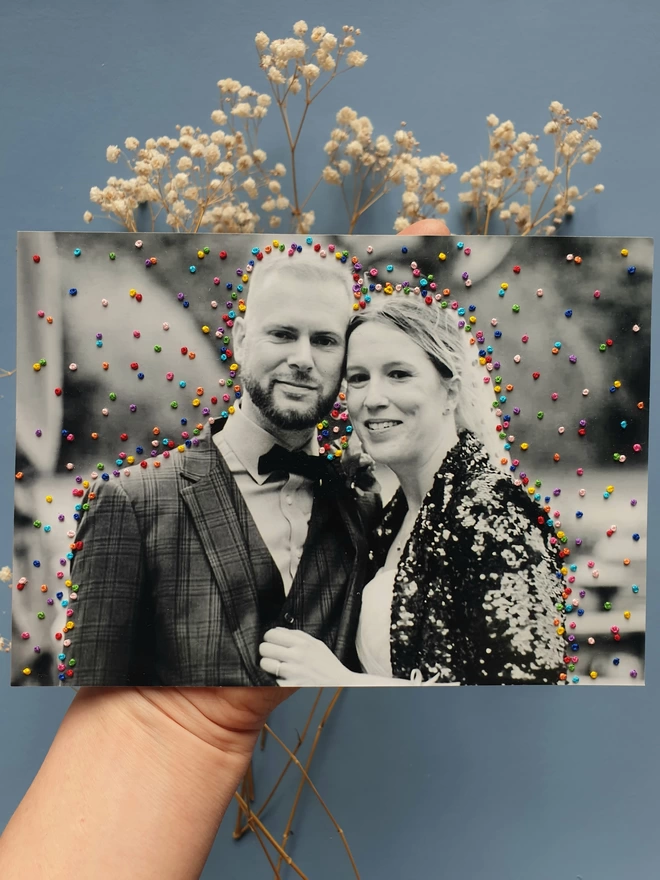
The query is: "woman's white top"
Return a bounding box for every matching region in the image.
[356,567,396,678]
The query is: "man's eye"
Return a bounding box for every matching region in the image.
[347,373,368,385]
[389,370,411,380]
[271,330,295,340]
[313,336,338,347]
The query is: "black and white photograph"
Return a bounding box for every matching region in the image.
[12,232,651,687]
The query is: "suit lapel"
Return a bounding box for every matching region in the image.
[179,433,273,685]
[330,483,367,652]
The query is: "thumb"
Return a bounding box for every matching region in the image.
[397,218,450,236]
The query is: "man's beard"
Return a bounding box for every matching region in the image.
[242,369,340,432]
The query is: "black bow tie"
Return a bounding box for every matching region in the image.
[258,444,330,483]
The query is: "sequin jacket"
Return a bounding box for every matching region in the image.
[369,431,567,685]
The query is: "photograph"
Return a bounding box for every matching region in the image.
[12,231,652,687]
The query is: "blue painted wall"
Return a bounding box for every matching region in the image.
[1,1,658,876]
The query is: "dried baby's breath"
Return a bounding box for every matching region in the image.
[324,112,456,232]
[459,101,604,235]
[0,565,11,652]
[85,23,604,237]
[87,82,281,233]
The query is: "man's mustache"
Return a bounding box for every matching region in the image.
[271,373,320,390]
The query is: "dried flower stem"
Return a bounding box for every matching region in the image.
[255,26,359,233]
[235,688,325,839]
[265,702,360,879]
[233,791,310,880]
[271,688,352,876]
[235,778,283,879]
[246,761,255,803]
[234,774,249,839]
[250,823,283,879]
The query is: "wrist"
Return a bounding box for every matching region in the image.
[1,687,262,880]
[75,687,265,763]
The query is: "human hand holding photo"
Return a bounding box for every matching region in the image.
[0,219,450,880]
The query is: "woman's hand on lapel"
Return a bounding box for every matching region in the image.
[259,627,360,686]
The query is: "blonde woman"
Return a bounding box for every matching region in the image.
[260,296,567,686]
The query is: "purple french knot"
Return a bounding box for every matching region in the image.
[553,488,561,496]
[520,472,527,479]
[580,590,586,597]
[352,284,362,293]
[569,354,577,363]
[202,407,210,415]
[177,292,184,301]
[47,598,54,606]
[461,272,469,281]
[354,262,362,271]
[150,450,158,457]
[575,538,583,546]
[192,438,200,446]
[493,361,501,369]
[513,407,521,415]
[59,558,67,566]
[579,419,587,427]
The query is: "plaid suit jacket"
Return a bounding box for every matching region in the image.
[67,431,377,687]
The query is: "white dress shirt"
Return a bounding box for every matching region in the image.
[213,407,316,595]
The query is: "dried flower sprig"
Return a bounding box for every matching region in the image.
[459,101,604,235]
[253,22,368,233]
[323,111,456,233]
[86,85,283,234]
[1,565,11,653]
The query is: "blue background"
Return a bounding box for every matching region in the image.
[1,1,658,877]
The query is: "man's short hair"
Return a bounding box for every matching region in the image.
[242,249,356,321]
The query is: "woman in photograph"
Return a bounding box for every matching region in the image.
[260,295,567,686]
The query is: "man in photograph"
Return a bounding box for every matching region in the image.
[68,249,378,686]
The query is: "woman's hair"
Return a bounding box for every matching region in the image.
[346,295,503,463]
